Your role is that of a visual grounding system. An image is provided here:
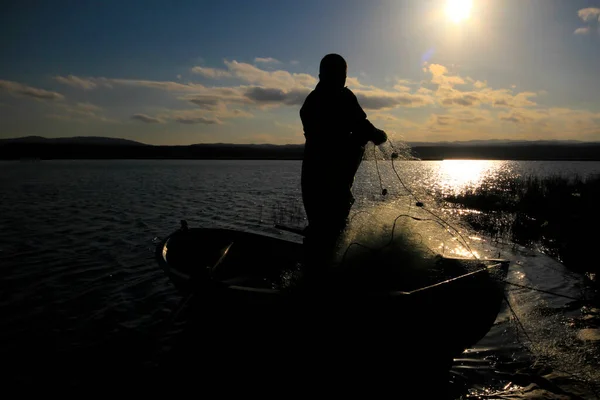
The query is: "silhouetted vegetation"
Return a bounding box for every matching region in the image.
[443,174,600,277]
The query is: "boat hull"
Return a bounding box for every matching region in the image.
[156,226,508,359]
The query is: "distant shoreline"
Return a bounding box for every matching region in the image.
[2,138,600,161]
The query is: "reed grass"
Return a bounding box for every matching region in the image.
[443,174,600,275]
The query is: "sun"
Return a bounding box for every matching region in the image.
[445,0,473,23]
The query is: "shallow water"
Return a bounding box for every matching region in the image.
[0,159,598,397]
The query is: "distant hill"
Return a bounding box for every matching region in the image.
[406,139,587,147]
[0,136,147,146]
[1,136,600,160]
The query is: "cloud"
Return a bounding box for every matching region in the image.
[131,113,163,123]
[188,60,317,90]
[426,63,466,88]
[188,95,223,109]
[223,60,317,89]
[488,90,537,108]
[54,75,206,92]
[0,80,64,101]
[578,8,600,22]
[134,104,249,125]
[434,114,486,126]
[428,64,448,77]
[155,108,225,125]
[47,102,115,123]
[244,86,310,106]
[427,109,492,127]
[441,92,482,107]
[175,115,220,124]
[190,66,232,78]
[574,27,591,35]
[229,109,253,118]
[369,113,399,122]
[54,75,98,89]
[355,91,434,110]
[432,77,538,108]
[45,61,566,139]
[107,78,206,91]
[393,84,411,92]
[55,61,318,107]
[499,109,547,124]
[254,57,280,64]
[575,8,600,36]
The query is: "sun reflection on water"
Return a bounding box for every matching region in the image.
[437,160,508,196]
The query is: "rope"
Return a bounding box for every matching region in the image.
[370,140,476,258]
[502,280,584,302]
[339,213,448,266]
[373,144,385,195]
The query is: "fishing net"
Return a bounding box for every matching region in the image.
[299,132,508,292]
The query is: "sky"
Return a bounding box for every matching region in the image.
[1,0,600,145]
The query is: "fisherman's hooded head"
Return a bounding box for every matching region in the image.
[319,53,347,89]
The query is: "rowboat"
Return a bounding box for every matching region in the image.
[155,220,509,394]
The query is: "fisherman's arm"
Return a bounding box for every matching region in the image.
[346,90,387,146]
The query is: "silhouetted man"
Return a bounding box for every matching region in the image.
[300,53,387,270]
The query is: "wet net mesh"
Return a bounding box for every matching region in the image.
[274,133,507,292]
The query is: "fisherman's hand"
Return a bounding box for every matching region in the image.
[371,128,387,146]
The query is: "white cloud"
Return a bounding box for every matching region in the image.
[578,8,600,22]
[54,75,98,90]
[424,63,538,109]
[426,63,466,88]
[254,57,280,64]
[393,84,411,92]
[417,87,433,95]
[0,80,64,101]
[190,66,232,78]
[223,60,317,89]
[432,112,489,126]
[574,27,591,35]
[575,8,600,36]
[55,76,206,92]
[346,77,375,90]
[355,90,434,110]
[369,113,399,122]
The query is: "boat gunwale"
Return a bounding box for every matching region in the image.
[156,227,510,298]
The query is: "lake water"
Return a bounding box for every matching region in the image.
[1,159,599,397]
